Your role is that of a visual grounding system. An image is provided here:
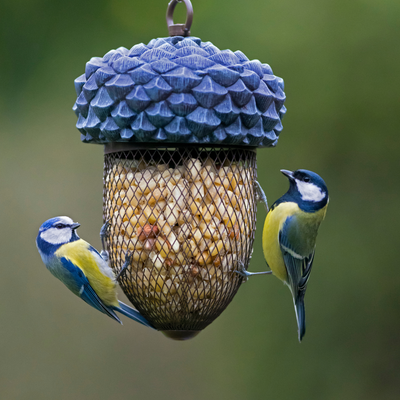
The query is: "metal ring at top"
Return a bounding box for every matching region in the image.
[166,0,193,37]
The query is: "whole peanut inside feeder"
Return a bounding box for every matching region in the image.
[104,146,257,337]
[73,0,286,339]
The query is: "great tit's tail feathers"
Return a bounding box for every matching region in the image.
[294,298,306,342]
[116,301,156,330]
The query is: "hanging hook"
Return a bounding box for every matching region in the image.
[166,0,193,37]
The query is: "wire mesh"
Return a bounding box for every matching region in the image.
[103,146,257,332]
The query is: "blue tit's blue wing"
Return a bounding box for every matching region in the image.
[87,244,106,260]
[59,257,122,324]
[87,244,110,265]
[279,216,316,341]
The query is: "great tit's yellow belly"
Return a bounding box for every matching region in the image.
[262,202,300,282]
[56,240,119,307]
[262,202,328,282]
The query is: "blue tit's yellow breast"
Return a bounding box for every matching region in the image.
[55,240,118,307]
[262,202,300,282]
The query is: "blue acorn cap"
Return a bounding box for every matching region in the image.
[73,36,287,147]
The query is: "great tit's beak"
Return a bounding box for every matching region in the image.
[71,222,80,230]
[281,169,294,180]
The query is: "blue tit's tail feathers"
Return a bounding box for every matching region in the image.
[294,298,306,342]
[76,278,123,324]
[116,301,156,330]
[106,307,123,324]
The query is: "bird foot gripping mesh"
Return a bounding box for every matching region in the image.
[103,145,257,337]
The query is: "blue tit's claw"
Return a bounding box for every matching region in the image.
[100,218,111,254]
[116,252,132,280]
[255,181,269,213]
[100,250,109,262]
[100,218,111,238]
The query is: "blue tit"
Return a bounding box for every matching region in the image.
[36,216,155,329]
[242,170,328,341]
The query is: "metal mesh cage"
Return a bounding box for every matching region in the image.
[103,146,257,336]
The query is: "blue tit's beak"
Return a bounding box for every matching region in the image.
[71,222,80,230]
[280,169,294,180]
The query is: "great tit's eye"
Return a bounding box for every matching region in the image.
[304,176,310,182]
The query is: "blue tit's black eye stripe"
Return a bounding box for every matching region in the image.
[55,223,66,229]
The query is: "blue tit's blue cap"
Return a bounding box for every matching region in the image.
[73,36,286,148]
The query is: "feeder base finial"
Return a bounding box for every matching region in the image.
[161,330,201,341]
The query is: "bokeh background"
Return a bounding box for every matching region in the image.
[1,0,399,398]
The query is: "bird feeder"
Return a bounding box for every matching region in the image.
[72,0,286,340]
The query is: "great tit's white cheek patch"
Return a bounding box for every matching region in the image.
[41,227,72,245]
[296,181,326,202]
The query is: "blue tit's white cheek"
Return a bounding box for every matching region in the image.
[40,227,72,245]
[296,180,326,202]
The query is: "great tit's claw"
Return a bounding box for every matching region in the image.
[255,181,269,213]
[234,261,251,282]
[234,261,272,282]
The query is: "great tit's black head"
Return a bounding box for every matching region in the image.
[281,169,328,206]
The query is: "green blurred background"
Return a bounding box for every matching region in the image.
[1,0,399,398]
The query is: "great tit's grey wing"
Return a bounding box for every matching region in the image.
[279,216,316,341]
[298,251,314,293]
[59,257,122,324]
[279,215,316,296]
[279,242,315,301]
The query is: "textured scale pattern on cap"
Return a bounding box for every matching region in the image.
[73,36,286,147]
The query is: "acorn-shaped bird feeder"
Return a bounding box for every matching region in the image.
[73,0,286,340]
